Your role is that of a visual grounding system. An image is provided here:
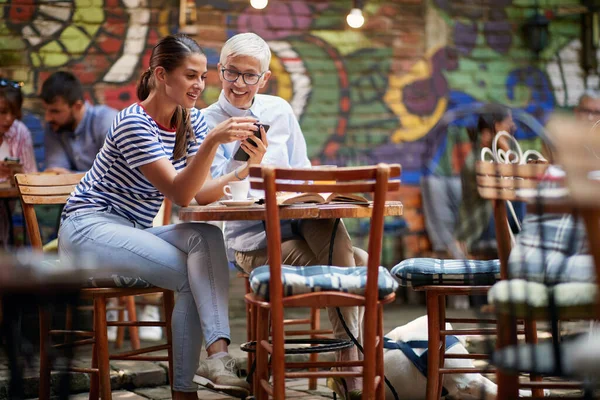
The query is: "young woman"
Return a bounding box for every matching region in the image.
[456,103,516,255]
[58,34,258,399]
[0,78,37,248]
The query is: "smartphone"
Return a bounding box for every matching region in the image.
[233,123,270,162]
[3,157,20,164]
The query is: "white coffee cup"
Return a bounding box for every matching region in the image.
[223,180,250,200]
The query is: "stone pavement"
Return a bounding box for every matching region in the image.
[1,271,585,399]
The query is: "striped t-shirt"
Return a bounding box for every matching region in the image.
[62,103,207,228]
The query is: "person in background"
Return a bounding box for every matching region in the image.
[206,32,367,400]
[40,71,117,173]
[0,77,38,248]
[575,89,600,125]
[455,103,516,255]
[58,34,257,399]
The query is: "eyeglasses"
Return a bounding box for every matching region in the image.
[220,68,264,85]
[0,78,23,90]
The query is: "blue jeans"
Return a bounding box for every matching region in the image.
[58,208,231,392]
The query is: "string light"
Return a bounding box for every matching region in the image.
[250,0,268,10]
[346,8,365,28]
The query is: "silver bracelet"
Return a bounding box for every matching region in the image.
[234,168,244,180]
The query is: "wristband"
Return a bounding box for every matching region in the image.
[234,168,244,180]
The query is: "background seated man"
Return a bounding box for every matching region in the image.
[41,71,117,173]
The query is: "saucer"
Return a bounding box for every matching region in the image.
[220,199,256,207]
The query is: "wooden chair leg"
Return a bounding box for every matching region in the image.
[425,291,441,400]
[89,306,99,400]
[38,306,51,400]
[248,303,256,395]
[497,313,519,400]
[308,307,320,390]
[523,319,544,398]
[94,297,112,400]
[255,307,270,400]
[64,305,73,344]
[124,296,140,349]
[376,304,385,400]
[162,291,175,391]
[244,278,253,381]
[437,295,446,399]
[115,299,125,349]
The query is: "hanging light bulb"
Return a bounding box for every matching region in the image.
[346,8,364,28]
[250,0,268,9]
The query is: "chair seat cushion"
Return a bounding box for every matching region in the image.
[488,279,598,319]
[249,265,399,300]
[508,214,593,283]
[391,258,500,288]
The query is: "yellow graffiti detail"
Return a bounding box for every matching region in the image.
[385,52,447,143]
[270,53,292,103]
[158,9,171,37]
[61,26,94,54]
[39,41,70,67]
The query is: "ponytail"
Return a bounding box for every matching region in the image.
[172,106,196,160]
[137,69,154,101]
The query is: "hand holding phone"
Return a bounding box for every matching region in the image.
[234,123,270,162]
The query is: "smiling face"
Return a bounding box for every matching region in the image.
[218,55,271,109]
[163,53,208,109]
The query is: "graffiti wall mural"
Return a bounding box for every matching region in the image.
[1,0,596,256]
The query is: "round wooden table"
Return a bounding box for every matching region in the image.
[178,200,404,221]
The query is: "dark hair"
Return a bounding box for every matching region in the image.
[137,34,205,160]
[468,103,512,143]
[40,71,84,106]
[0,83,23,120]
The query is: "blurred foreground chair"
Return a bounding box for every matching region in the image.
[480,160,597,398]
[391,161,549,400]
[15,173,174,400]
[246,164,401,400]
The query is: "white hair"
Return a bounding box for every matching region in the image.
[578,88,600,105]
[219,33,271,72]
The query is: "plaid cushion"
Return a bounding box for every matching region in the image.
[488,279,597,318]
[391,258,500,288]
[508,213,592,283]
[249,265,398,301]
[86,275,154,289]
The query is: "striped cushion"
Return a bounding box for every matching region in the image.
[249,265,399,301]
[391,258,500,288]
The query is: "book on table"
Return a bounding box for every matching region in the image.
[276,192,369,205]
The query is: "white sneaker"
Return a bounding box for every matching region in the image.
[138,305,163,341]
[193,355,250,397]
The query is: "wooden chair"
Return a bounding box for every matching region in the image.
[477,161,594,398]
[14,173,174,400]
[246,163,401,400]
[390,161,547,400]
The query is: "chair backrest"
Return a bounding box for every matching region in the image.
[14,173,84,249]
[475,161,548,279]
[550,117,600,208]
[248,164,401,303]
[549,116,600,295]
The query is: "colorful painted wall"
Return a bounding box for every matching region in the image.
[1,0,597,259]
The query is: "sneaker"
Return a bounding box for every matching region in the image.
[193,355,250,397]
[138,305,163,341]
